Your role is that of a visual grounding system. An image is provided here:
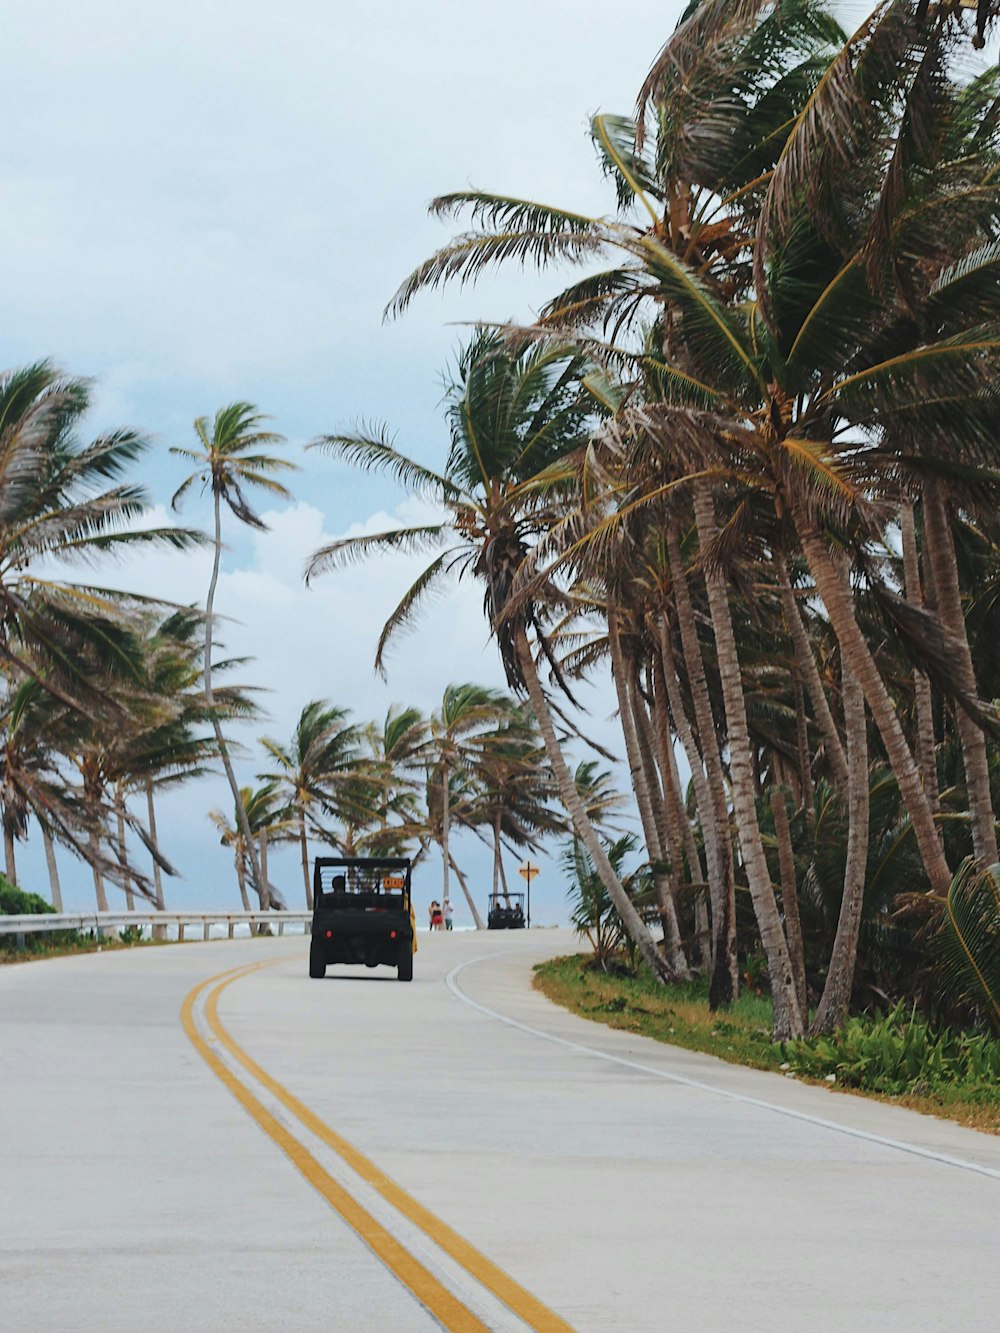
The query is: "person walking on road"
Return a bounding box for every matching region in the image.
[443,899,454,931]
[429,900,444,930]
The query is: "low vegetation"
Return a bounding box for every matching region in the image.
[535,957,1000,1134]
[0,879,163,963]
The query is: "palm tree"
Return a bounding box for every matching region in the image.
[572,760,629,833]
[564,832,643,971]
[209,783,288,915]
[467,704,567,908]
[306,337,674,981]
[426,684,511,916]
[105,606,258,912]
[0,363,202,717]
[361,705,428,833]
[260,701,362,908]
[171,403,296,911]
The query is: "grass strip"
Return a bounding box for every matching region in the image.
[533,954,1000,1136]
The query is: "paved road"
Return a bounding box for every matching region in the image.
[3,931,1000,1332]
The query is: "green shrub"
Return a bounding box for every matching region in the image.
[781,1000,1000,1102]
[0,874,87,956]
[0,875,55,916]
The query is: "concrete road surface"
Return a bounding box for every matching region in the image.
[2,930,999,1332]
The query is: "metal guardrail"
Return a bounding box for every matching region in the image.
[0,910,313,944]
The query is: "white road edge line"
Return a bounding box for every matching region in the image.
[445,950,1000,1183]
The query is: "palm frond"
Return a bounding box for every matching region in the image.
[304,524,448,585]
[386,230,608,320]
[590,114,662,219]
[634,234,763,391]
[935,858,1000,1032]
[309,426,462,499]
[373,552,455,677]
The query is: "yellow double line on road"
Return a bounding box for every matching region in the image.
[182,961,575,1333]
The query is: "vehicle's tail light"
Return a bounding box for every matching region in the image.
[325,930,332,939]
[390,930,397,940]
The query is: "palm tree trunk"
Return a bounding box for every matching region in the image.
[608,608,689,979]
[145,781,166,910]
[235,852,251,911]
[116,805,135,911]
[777,556,849,792]
[630,668,691,975]
[646,657,695,875]
[42,824,63,911]
[794,506,952,896]
[794,680,815,831]
[649,657,711,967]
[4,823,16,885]
[449,852,486,929]
[298,810,313,908]
[629,665,671,856]
[770,787,806,1018]
[692,481,803,1039]
[498,854,512,900]
[665,523,739,1006]
[145,781,166,939]
[206,490,268,909]
[811,658,870,1034]
[440,759,451,910]
[515,623,671,982]
[260,827,271,907]
[90,829,108,912]
[900,498,940,817]
[654,623,714,956]
[921,479,997,865]
[492,811,507,905]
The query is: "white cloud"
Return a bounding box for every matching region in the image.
[4,0,694,924]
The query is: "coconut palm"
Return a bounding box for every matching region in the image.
[573,760,630,833]
[105,607,259,912]
[0,680,85,893]
[209,783,288,914]
[564,832,642,971]
[306,338,675,981]
[260,701,363,908]
[424,684,512,915]
[466,704,567,908]
[0,362,201,716]
[171,403,297,910]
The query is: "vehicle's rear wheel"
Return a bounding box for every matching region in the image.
[309,940,326,979]
[397,941,413,982]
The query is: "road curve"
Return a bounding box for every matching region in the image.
[3,930,1000,1332]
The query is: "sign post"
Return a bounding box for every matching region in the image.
[517,859,539,928]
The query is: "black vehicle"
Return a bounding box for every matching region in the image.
[486,893,526,930]
[310,856,415,981]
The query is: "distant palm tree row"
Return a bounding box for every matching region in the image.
[208,689,622,926]
[0,371,596,932]
[304,1,1000,1039]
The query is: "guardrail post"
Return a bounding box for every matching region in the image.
[203,922,211,942]
[15,930,26,951]
[227,920,234,940]
[178,922,185,943]
[278,920,284,937]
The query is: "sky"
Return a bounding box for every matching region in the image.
[6,0,737,924]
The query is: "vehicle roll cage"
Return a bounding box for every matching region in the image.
[312,856,412,910]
